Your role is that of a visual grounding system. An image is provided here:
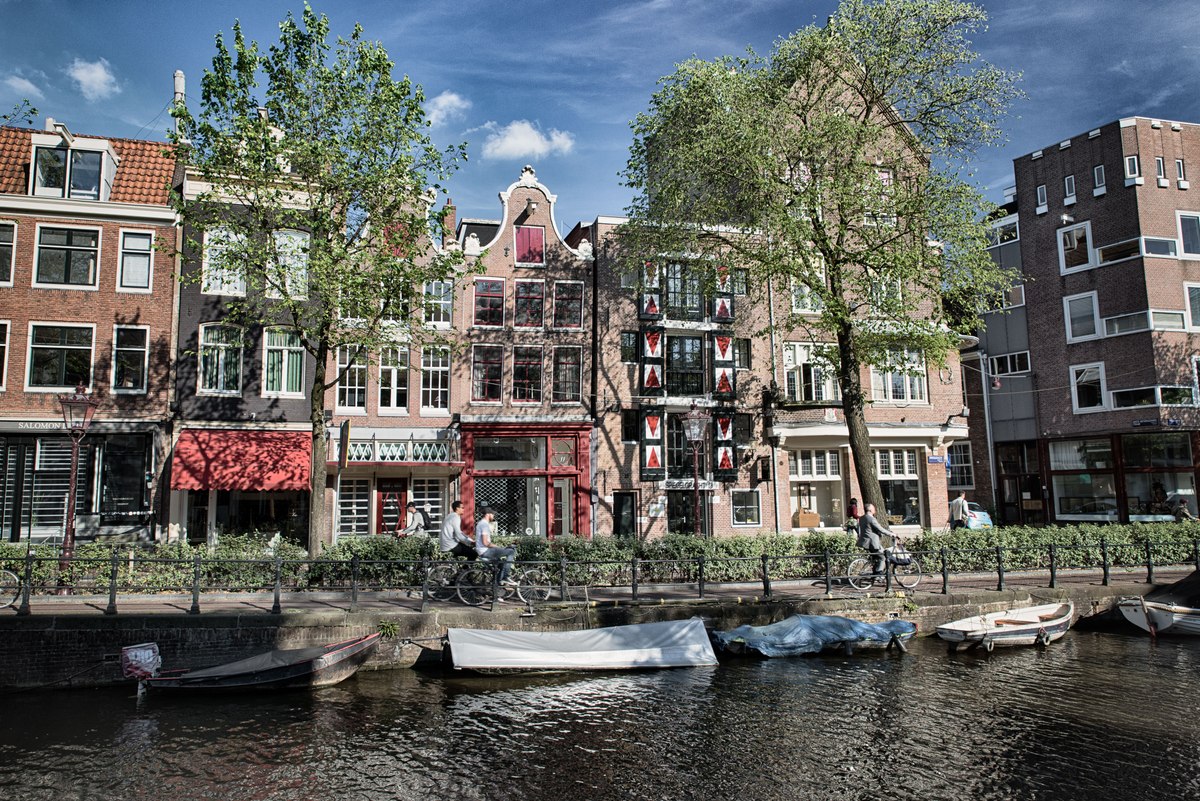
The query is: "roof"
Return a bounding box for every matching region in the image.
[0,125,176,206]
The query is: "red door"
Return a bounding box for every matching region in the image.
[377,479,407,536]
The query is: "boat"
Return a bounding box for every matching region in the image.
[445,618,718,673]
[138,632,381,692]
[1119,570,1200,635]
[711,614,917,657]
[936,602,1074,652]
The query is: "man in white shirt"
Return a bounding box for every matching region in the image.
[949,490,968,530]
[475,507,517,586]
[438,501,476,560]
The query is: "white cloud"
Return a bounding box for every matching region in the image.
[67,58,120,101]
[4,75,44,100]
[481,120,575,160]
[427,90,471,127]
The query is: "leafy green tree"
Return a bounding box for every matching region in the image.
[171,6,470,554]
[620,0,1020,514]
[2,100,38,125]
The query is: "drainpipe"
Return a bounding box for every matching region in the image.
[977,351,997,512]
[766,274,781,534]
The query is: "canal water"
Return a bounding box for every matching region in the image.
[2,629,1198,801]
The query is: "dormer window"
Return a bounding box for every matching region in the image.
[29,130,117,201]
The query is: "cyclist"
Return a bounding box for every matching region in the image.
[439,500,477,561]
[474,506,518,587]
[856,502,891,576]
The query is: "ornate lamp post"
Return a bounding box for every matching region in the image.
[57,383,101,575]
[682,403,711,537]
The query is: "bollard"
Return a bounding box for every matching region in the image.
[271,557,282,615]
[420,557,431,613]
[104,549,120,615]
[694,555,704,600]
[763,553,773,599]
[940,547,949,595]
[996,546,1006,592]
[560,557,570,601]
[1049,543,1058,589]
[189,554,201,614]
[1145,541,1155,585]
[350,556,360,612]
[1101,538,1110,586]
[632,556,640,601]
[17,551,34,616]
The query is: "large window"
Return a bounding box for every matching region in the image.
[337,346,366,410]
[791,272,824,313]
[267,230,308,299]
[32,146,106,200]
[795,449,841,478]
[423,280,453,327]
[1,222,15,284]
[515,225,545,265]
[989,351,1030,376]
[473,278,505,327]
[198,323,242,394]
[113,326,148,393]
[731,490,761,526]
[35,226,99,288]
[1058,221,1093,272]
[552,347,582,403]
[1063,292,1100,341]
[514,280,544,327]
[118,230,153,291]
[553,281,584,329]
[336,477,371,538]
[665,263,703,320]
[202,228,245,296]
[472,345,503,402]
[379,347,408,412]
[875,448,922,525]
[667,414,706,480]
[667,335,704,396]
[871,348,926,403]
[1179,212,1200,256]
[421,346,450,411]
[785,343,840,403]
[1070,362,1107,412]
[948,441,974,488]
[513,345,542,403]
[263,327,304,396]
[28,323,93,389]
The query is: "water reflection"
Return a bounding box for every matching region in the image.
[2,633,1199,800]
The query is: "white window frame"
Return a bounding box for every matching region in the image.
[1035,183,1047,213]
[472,276,506,328]
[25,321,95,392]
[790,265,825,313]
[1156,156,1167,179]
[471,343,505,405]
[783,342,841,403]
[33,223,101,290]
[512,344,544,405]
[1070,361,1108,413]
[335,476,371,539]
[1186,284,1200,331]
[1094,164,1106,192]
[336,346,367,413]
[420,346,451,414]
[197,322,243,396]
[0,319,9,391]
[423,280,453,328]
[1177,211,1200,257]
[989,351,1031,376]
[1063,174,1076,204]
[261,326,305,398]
[266,229,309,300]
[1178,159,1187,181]
[731,489,761,527]
[986,216,1019,248]
[1001,283,1025,309]
[29,141,113,201]
[201,227,246,296]
[1126,154,1144,186]
[378,346,409,415]
[948,441,974,489]
[514,224,546,266]
[870,348,927,404]
[551,345,583,405]
[794,449,841,479]
[1057,220,1095,274]
[116,228,154,293]
[1063,291,1101,342]
[112,324,149,395]
[0,220,15,287]
[874,448,920,479]
[552,280,585,330]
[1143,236,1179,257]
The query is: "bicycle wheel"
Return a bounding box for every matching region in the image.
[517,568,553,604]
[0,569,19,610]
[846,557,876,591]
[892,557,923,590]
[424,563,458,602]
[457,565,495,606]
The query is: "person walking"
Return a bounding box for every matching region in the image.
[475,506,517,586]
[949,490,969,530]
[857,502,891,575]
[439,500,477,560]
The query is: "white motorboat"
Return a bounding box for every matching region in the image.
[936,602,1074,652]
[1119,570,1200,635]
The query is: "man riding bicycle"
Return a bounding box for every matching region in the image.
[856,502,892,576]
[439,500,477,561]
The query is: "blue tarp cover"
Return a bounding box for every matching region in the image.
[712,614,916,657]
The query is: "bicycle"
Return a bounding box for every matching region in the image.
[423,557,477,603]
[0,568,21,610]
[847,535,923,591]
[456,559,553,607]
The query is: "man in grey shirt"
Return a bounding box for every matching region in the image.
[856,502,891,575]
[439,501,476,560]
[475,508,517,586]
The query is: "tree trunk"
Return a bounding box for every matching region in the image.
[307,347,330,556]
[837,324,884,515]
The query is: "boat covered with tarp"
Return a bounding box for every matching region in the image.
[445,618,718,672]
[1120,571,1200,635]
[711,614,916,657]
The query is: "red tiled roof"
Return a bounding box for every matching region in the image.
[0,125,176,206]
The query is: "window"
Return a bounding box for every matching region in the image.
[665,263,703,320]
[666,335,704,396]
[197,324,242,394]
[1064,292,1100,341]
[421,346,450,411]
[987,217,1018,247]
[613,492,637,537]
[1097,238,1141,264]
[1179,213,1200,255]
[552,347,582,403]
[784,343,840,403]
[948,442,974,489]
[379,347,408,411]
[267,230,308,299]
[473,278,505,327]
[731,490,761,526]
[1188,285,1200,330]
[1036,184,1047,207]
[620,331,639,363]
[1112,387,1157,408]
[514,280,544,327]
[28,324,94,389]
[871,348,927,403]
[733,338,751,369]
[1058,221,1093,272]
[989,351,1030,376]
[1178,159,1187,181]
[791,274,824,313]
[0,222,14,284]
[515,225,545,265]
[734,413,753,444]
[1071,362,1107,412]
[423,280,453,327]
[1064,175,1076,200]
[35,226,99,288]
[472,345,503,402]
[336,477,370,538]
[202,228,245,296]
[865,168,896,226]
[1126,155,1141,178]
[795,449,841,478]
[1144,237,1178,256]
[336,346,366,410]
[113,326,148,392]
[1003,284,1025,308]
[730,269,748,295]
[1104,311,1149,336]
[513,345,543,403]
[263,327,304,396]
[0,321,7,389]
[32,146,106,200]
[553,281,584,328]
[620,410,639,443]
[1156,157,1166,179]
[1094,164,1106,189]
[117,231,153,291]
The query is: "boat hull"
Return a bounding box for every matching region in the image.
[936,603,1074,651]
[1118,599,1200,635]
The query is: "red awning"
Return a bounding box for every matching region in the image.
[170,430,312,492]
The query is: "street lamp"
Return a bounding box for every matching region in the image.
[682,402,711,537]
[57,383,101,576]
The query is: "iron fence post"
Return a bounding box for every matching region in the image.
[560,557,569,601]
[17,551,34,616]
[940,547,949,595]
[350,556,360,612]
[490,562,499,612]
[631,556,640,601]
[420,557,431,613]
[823,550,832,595]
[1145,540,1155,585]
[104,549,119,615]
[1194,538,1199,570]
[697,554,705,600]
[1049,543,1058,589]
[763,553,774,599]
[1101,538,1110,586]
[189,554,201,615]
[996,546,1005,592]
[271,557,282,615]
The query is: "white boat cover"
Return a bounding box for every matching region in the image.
[446,618,718,671]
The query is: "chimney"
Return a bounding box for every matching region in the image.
[173,70,188,142]
[443,199,457,249]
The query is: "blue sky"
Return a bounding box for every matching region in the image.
[4,0,1200,234]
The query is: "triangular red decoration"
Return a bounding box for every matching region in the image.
[645,295,659,315]
[645,331,660,356]
[646,415,660,437]
[717,299,730,318]
[715,335,731,358]
[716,369,733,394]
[646,447,661,468]
[718,417,731,439]
[645,366,660,388]
[719,449,733,470]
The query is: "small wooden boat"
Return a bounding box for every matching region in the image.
[936,602,1074,652]
[1119,571,1200,635]
[445,618,718,673]
[712,614,917,658]
[140,632,380,692]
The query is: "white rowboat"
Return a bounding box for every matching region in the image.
[936,602,1074,653]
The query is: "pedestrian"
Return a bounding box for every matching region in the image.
[475,506,517,587]
[844,497,861,535]
[1175,499,1197,522]
[949,490,969,530]
[438,500,477,560]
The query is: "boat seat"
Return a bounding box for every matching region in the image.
[993,619,1031,626]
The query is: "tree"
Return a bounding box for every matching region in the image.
[2,100,38,125]
[619,0,1020,515]
[171,6,469,554]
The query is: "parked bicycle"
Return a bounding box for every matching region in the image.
[456,559,553,607]
[847,535,923,591]
[1,568,21,610]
